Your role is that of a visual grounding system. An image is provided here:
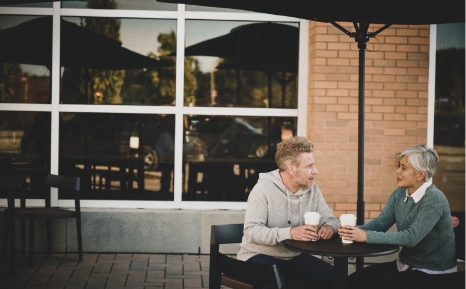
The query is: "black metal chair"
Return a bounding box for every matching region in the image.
[3,174,83,267]
[210,223,282,289]
[1,175,27,276]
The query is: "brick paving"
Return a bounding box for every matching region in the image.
[0,253,210,289]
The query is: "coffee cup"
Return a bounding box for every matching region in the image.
[304,212,320,241]
[339,214,357,243]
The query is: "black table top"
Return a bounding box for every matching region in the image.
[284,235,399,258]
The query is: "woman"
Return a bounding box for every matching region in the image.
[339,144,457,289]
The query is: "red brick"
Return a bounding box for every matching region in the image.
[396,60,419,67]
[385,36,408,44]
[385,52,407,60]
[397,29,420,36]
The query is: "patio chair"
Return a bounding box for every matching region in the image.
[3,174,83,267]
[1,175,27,275]
[210,223,282,289]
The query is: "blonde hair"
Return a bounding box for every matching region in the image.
[275,136,314,172]
[397,144,439,182]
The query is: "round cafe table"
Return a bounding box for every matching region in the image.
[284,235,399,289]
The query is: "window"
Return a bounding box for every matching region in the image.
[432,23,465,213]
[0,1,306,209]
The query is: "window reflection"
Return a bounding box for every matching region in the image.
[60,17,176,105]
[0,16,52,104]
[62,0,176,11]
[183,115,296,201]
[184,21,298,108]
[59,113,176,201]
[433,23,465,213]
[0,111,51,199]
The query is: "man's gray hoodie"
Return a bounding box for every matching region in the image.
[237,169,339,261]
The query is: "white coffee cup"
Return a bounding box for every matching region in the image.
[304,212,320,241]
[339,214,357,243]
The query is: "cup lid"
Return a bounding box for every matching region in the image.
[304,211,320,216]
[340,214,357,219]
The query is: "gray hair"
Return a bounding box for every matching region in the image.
[397,144,439,182]
[275,136,314,172]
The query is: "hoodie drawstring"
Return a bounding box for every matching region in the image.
[287,189,303,225]
[287,189,291,224]
[299,195,303,225]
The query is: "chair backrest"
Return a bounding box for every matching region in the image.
[452,212,465,261]
[210,224,282,289]
[44,174,81,209]
[0,175,27,209]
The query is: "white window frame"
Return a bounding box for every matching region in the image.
[0,3,308,210]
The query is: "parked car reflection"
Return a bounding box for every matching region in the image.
[186,116,269,159]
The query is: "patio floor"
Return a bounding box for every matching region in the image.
[2,253,462,289]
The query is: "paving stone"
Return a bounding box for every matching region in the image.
[164,281,183,289]
[92,265,112,274]
[166,264,182,275]
[50,271,73,281]
[115,254,133,260]
[146,271,165,282]
[183,278,202,287]
[166,255,183,264]
[148,255,166,264]
[81,254,100,263]
[24,285,65,289]
[183,263,200,271]
[127,271,146,283]
[47,280,87,287]
[97,255,117,263]
[166,275,202,279]
[85,280,107,289]
[146,264,167,271]
[27,276,51,286]
[184,271,208,276]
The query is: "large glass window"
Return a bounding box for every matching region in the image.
[433,23,465,213]
[60,17,176,105]
[0,6,304,209]
[184,21,299,108]
[0,16,52,104]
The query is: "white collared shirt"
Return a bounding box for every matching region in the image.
[397,182,457,274]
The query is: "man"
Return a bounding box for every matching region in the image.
[238,136,338,289]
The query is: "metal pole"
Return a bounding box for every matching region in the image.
[355,22,368,271]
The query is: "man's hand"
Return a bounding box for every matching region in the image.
[290,225,318,241]
[317,225,334,240]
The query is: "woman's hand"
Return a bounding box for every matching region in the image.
[338,225,368,242]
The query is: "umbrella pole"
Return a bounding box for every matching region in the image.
[331,21,390,271]
[354,23,369,272]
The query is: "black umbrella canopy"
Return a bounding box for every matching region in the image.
[0,16,162,70]
[158,0,464,24]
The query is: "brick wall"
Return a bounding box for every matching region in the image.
[307,22,430,219]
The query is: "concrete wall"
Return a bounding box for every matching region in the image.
[0,208,246,255]
[0,208,398,263]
